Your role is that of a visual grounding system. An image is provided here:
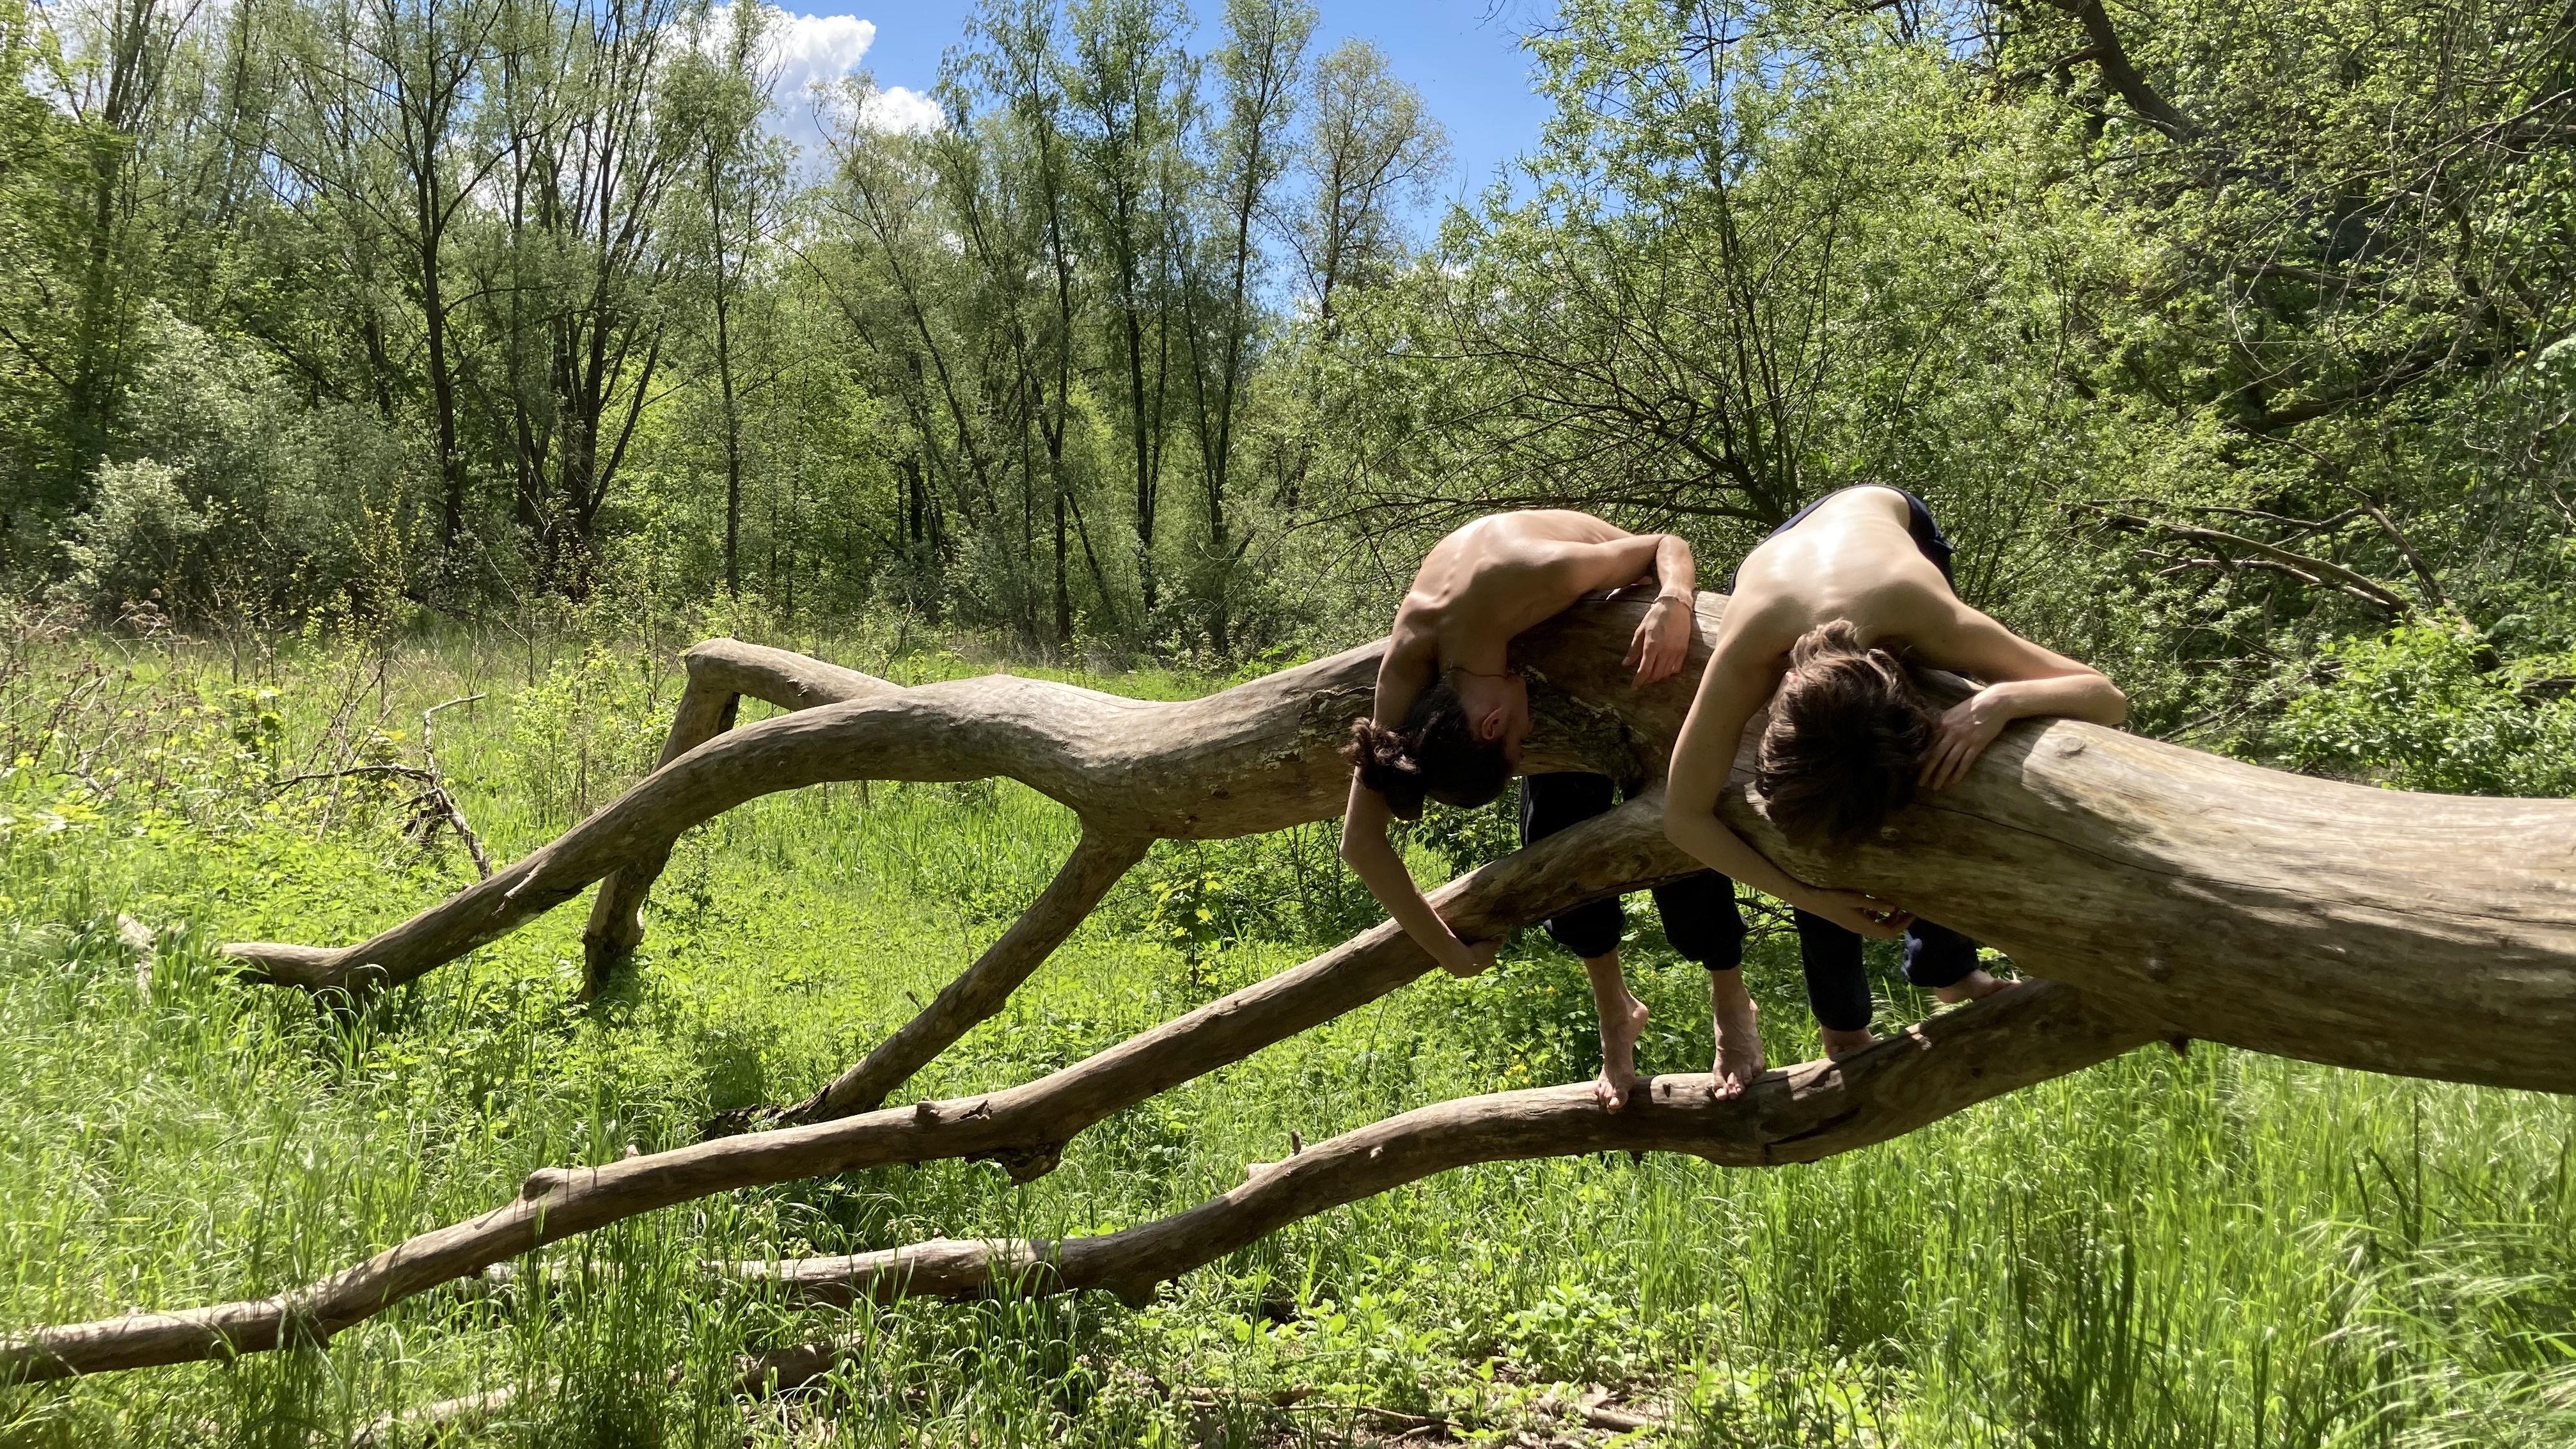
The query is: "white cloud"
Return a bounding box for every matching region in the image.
[764,10,877,102]
[700,7,941,163]
[857,84,943,135]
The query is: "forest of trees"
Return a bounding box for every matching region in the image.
[0,0,1452,654]
[4,0,2573,771]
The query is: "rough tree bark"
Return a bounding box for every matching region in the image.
[13,595,2570,1383]
[226,594,2576,1094]
[1,796,1710,1379]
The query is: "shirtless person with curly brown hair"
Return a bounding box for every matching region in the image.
[1663,484,2129,1099]
[1338,510,1707,1111]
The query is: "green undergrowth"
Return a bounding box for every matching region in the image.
[0,633,2569,1446]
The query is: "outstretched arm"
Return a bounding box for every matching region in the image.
[1338,644,1495,978]
[1915,608,2128,789]
[1662,628,1912,939]
[1340,780,1496,978]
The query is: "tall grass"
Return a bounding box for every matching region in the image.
[0,627,2568,1446]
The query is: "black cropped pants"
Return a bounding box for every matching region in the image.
[1518,773,1981,1033]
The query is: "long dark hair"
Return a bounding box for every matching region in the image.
[1755,621,1940,846]
[1342,677,1513,820]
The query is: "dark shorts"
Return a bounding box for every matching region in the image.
[1518,772,1743,967]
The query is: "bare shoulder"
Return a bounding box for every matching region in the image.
[1715,575,1810,656]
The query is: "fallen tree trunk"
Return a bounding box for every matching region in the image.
[226,596,2576,1093]
[30,597,2564,1386]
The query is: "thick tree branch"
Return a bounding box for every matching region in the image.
[2089,507,2414,615]
[581,642,900,987]
[2041,0,2201,140]
[1,797,1690,1381]
[763,828,1152,1128]
[731,983,2150,1310]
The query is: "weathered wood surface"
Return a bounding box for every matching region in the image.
[732,981,2146,1310]
[3,797,1692,1381]
[228,597,2576,1093]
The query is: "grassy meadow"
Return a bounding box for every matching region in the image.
[0,627,2570,1447]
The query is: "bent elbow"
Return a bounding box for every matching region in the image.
[1661,803,1692,847]
[2100,681,2130,727]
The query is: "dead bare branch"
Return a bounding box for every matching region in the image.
[0,796,1693,1381]
[723,983,2146,1312]
[2087,506,2415,615]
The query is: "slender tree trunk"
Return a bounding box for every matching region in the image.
[422,228,465,558]
[1122,300,1156,615]
[716,262,742,597]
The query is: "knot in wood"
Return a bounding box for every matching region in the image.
[519,1168,570,1201]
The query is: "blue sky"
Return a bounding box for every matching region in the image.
[755,0,1559,204]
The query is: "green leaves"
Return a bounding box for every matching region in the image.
[2281,619,2576,796]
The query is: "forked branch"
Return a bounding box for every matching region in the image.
[0,796,1690,1381]
[728,982,2149,1310]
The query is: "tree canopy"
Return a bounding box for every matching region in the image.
[4,0,2572,777]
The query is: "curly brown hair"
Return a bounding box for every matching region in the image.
[1755,621,1940,847]
[1342,677,1513,821]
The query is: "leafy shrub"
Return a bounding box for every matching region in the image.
[2280,621,2576,796]
[51,308,418,626]
[504,646,668,828]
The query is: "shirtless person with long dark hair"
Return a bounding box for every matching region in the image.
[1663,484,2128,1097]
[1340,509,1718,1111]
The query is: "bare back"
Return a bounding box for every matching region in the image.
[1725,487,1960,670]
[1718,486,2094,695]
[1381,510,1666,720]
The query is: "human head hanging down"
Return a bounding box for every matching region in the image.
[1662,484,2129,1101]
[1757,619,1944,848]
[1336,511,1699,1113]
[1343,672,1520,821]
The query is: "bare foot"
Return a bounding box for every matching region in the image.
[1819,1024,1878,1058]
[1593,992,1650,1111]
[1709,978,1764,1099]
[1935,967,2010,1005]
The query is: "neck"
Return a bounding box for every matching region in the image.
[1436,631,1514,681]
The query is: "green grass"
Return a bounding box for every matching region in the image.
[0,630,2570,1446]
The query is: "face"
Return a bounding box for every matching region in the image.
[1454,672,1532,766]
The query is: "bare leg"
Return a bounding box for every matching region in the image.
[1708,967,1764,1099]
[1935,967,2010,1005]
[1582,952,1651,1112]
